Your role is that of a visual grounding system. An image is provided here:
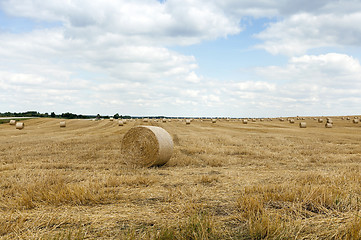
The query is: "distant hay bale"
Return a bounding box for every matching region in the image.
[212,119,216,123]
[123,119,127,124]
[279,118,285,122]
[162,118,167,123]
[16,122,24,130]
[289,119,295,123]
[143,118,149,122]
[242,119,248,124]
[121,126,173,167]
[299,122,307,128]
[301,117,305,120]
[59,121,66,128]
[353,119,359,124]
[260,119,264,122]
[318,118,323,123]
[313,118,317,120]
[327,118,333,124]
[186,119,191,125]
[119,120,124,126]
[168,119,172,122]
[325,123,333,128]
[110,118,114,121]
[9,120,16,125]
[252,119,256,122]
[346,117,350,120]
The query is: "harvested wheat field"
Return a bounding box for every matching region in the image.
[0,117,361,239]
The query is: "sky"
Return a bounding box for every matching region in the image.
[1,0,361,118]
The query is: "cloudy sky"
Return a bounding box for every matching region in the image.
[1,0,361,117]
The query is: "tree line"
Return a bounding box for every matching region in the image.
[0,111,132,119]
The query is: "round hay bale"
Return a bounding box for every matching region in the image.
[242,119,248,124]
[143,118,149,122]
[162,118,167,123]
[353,119,359,124]
[123,119,127,124]
[252,119,256,122]
[260,119,264,122]
[318,118,323,123]
[325,123,333,128]
[327,118,333,124]
[110,118,114,121]
[59,121,66,128]
[346,117,350,120]
[212,119,216,123]
[299,122,307,128]
[9,120,16,125]
[121,126,173,167]
[279,118,285,122]
[118,120,124,126]
[289,119,295,123]
[185,119,191,125]
[16,122,24,130]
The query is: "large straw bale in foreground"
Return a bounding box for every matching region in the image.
[59,121,66,127]
[121,126,173,167]
[299,122,307,128]
[16,122,24,130]
[9,120,16,125]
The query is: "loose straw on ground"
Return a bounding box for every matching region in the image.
[121,126,173,167]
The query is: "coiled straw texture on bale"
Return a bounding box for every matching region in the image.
[121,126,173,167]
[16,122,24,130]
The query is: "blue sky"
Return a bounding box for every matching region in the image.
[0,1,361,117]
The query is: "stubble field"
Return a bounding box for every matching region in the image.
[0,117,360,239]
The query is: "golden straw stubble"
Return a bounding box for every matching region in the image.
[121,126,173,167]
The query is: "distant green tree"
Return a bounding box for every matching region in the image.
[51,112,56,118]
[114,113,119,119]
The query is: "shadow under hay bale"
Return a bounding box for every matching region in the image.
[121,126,173,167]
